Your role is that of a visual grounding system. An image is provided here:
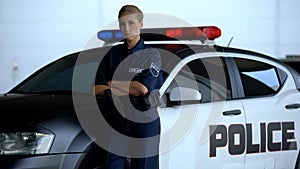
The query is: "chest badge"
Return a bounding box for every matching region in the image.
[150,62,160,77]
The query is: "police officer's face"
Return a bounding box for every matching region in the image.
[118,13,143,41]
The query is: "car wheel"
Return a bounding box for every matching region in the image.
[79,145,106,169]
[78,146,131,169]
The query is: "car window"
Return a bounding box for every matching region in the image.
[282,60,300,74]
[166,57,231,104]
[15,55,98,94]
[234,58,285,98]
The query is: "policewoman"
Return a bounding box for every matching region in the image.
[94,4,163,169]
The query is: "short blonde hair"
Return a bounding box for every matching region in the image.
[118,5,143,22]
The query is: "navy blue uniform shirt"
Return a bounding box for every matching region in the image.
[95,39,163,93]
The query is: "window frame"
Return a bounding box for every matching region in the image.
[161,54,233,106]
[229,55,287,99]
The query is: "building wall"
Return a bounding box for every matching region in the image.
[0,0,102,92]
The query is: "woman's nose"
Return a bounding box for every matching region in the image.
[124,23,130,31]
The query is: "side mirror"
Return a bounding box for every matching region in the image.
[169,87,202,102]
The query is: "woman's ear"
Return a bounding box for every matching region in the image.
[140,20,143,28]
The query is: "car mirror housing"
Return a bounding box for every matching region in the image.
[170,87,202,102]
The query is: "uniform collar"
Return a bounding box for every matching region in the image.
[124,39,145,54]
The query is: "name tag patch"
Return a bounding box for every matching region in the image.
[129,67,144,74]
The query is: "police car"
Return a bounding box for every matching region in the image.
[0,26,300,169]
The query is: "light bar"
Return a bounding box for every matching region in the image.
[97,26,222,43]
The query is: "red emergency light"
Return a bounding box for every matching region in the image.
[165,26,221,40]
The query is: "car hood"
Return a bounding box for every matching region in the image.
[0,93,75,127]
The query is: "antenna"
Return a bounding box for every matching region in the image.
[227,37,233,47]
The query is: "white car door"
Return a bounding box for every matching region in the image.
[158,55,246,169]
[231,55,300,169]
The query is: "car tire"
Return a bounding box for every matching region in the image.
[79,145,106,169]
[78,145,131,169]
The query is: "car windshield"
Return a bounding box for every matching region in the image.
[10,44,187,95]
[11,53,99,94]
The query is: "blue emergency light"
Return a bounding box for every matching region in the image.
[97,30,123,42]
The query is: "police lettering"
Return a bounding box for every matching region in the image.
[209,122,297,157]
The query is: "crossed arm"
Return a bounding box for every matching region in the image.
[94,80,148,96]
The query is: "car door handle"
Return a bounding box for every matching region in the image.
[285,103,300,109]
[223,109,241,116]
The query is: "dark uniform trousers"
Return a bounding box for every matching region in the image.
[105,119,160,169]
[99,96,160,169]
